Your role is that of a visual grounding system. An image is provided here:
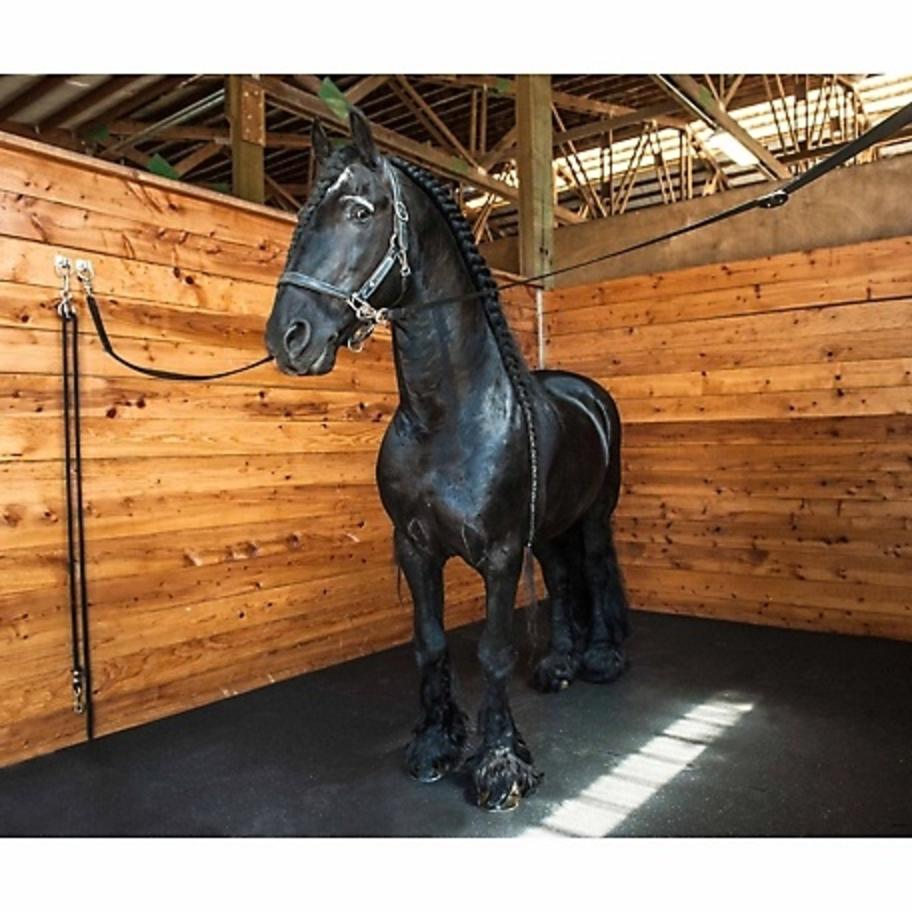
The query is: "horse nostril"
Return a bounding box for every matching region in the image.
[283,320,313,360]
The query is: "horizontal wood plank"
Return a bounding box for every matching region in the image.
[545,232,912,644]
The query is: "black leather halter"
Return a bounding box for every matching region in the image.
[276,159,411,351]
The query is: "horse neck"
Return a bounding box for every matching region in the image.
[389,189,514,431]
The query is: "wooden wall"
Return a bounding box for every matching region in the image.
[0,132,539,767]
[543,235,912,641]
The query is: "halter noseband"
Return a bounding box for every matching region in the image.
[277,159,411,352]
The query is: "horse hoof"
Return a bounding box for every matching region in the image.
[405,711,467,783]
[580,645,628,684]
[406,748,459,784]
[532,652,579,693]
[472,745,542,811]
[410,765,446,784]
[480,784,522,813]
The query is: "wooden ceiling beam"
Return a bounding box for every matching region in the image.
[82,75,194,130]
[107,120,226,142]
[291,74,392,108]
[291,75,324,94]
[106,119,313,149]
[723,75,746,108]
[388,80,458,156]
[424,75,635,119]
[0,75,71,121]
[655,74,790,180]
[554,102,687,145]
[394,76,480,167]
[480,125,517,168]
[479,101,688,168]
[93,135,152,169]
[686,127,730,193]
[258,76,584,225]
[0,119,87,152]
[173,141,224,177]
[265,173,301,210]
[43,75,141,130]
[552,105,607,218]
[346,75,391,105]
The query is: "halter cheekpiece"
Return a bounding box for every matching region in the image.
[276,159,411,352]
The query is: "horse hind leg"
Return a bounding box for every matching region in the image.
[531,524,587,692]
[579,489,631,684]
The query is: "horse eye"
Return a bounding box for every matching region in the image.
[349,205,372,223]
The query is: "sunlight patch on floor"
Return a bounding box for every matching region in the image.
[523,695,755,838]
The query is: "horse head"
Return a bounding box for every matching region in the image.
[265,108,409,375]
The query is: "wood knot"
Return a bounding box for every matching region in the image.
[3,507,24,527]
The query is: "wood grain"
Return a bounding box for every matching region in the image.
[545,233,912,643]
[0,133,490,769]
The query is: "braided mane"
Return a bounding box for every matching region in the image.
[389,156,540,542]
[388,157,536,400]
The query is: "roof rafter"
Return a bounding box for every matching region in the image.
[654,74,791,180]
[82,75,195,132]
[423,75,635,119]
[346,75,391,105]
[0,75,71,122]
[257,76,584,225]
[105,119,314,149]
[394,76,480,167]
[43,75,142,130]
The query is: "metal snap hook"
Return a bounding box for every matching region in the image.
[347,321,375,353]
[55,255,74,319]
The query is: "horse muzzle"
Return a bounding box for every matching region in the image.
[268,319,341,376]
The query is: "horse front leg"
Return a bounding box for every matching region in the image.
[396,529,468,783]
[471,545,542,811]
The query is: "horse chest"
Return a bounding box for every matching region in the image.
[378,424,523,562]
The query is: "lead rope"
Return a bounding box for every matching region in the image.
[56,256,94,736]
[384,99,912,320]
[73,260,272,382]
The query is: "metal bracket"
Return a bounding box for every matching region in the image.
[75,258,95,293]
[72,668,86,715]
[55,255,74,319]
[239,80,266,147]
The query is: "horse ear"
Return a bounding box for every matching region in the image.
[311,120,332,165]
[349,107,380,169]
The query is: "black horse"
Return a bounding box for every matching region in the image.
[265,109,630,812]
